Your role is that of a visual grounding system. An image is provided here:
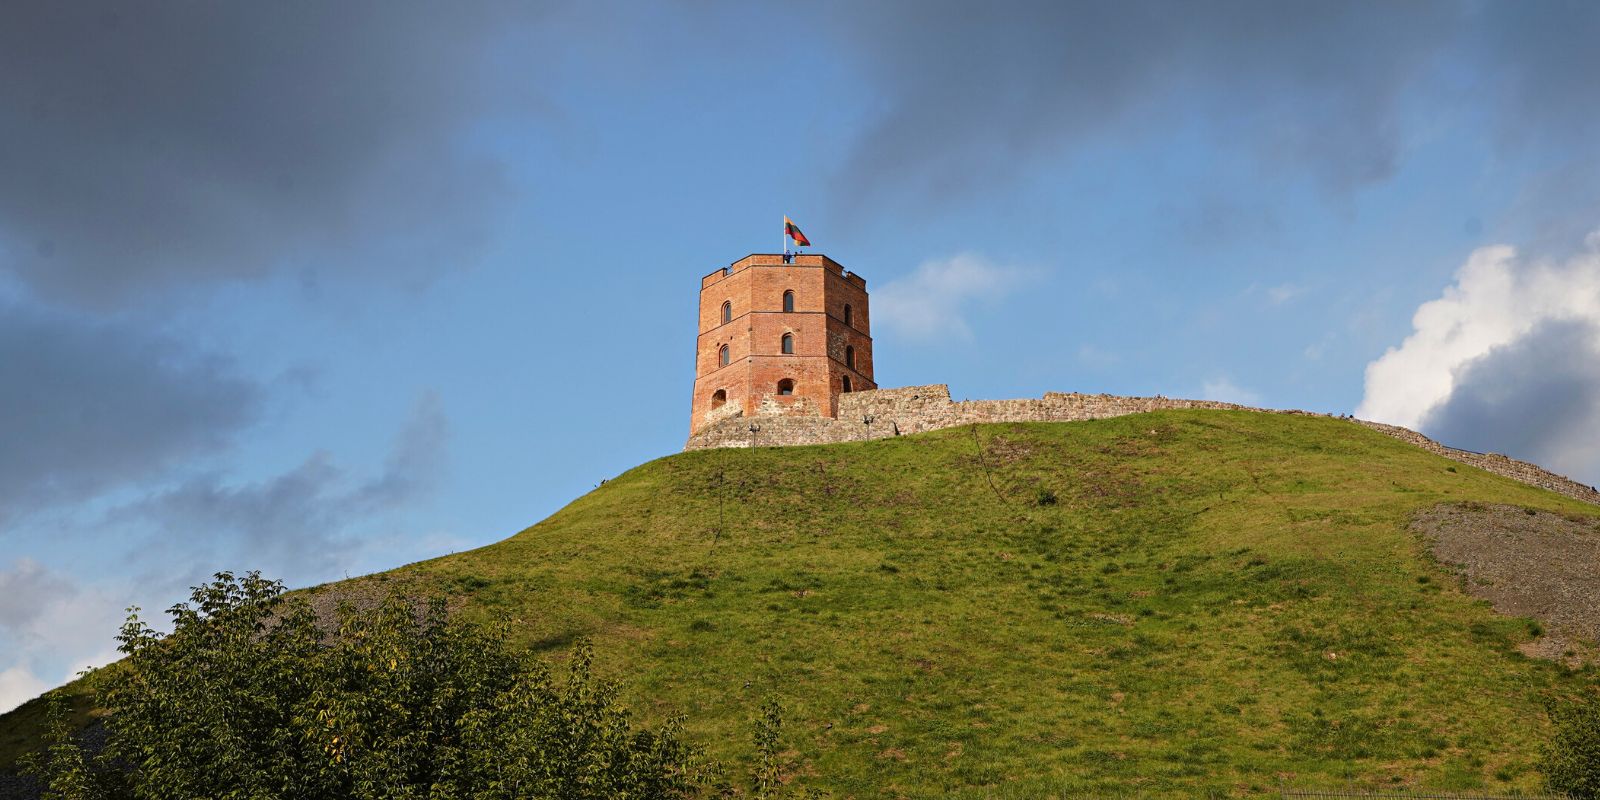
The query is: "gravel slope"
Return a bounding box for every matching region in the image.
[1416,503,1600,664]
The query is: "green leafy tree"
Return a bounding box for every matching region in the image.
[1546,689,1600,799]
[18,693,106,800]
[34,571,708,799]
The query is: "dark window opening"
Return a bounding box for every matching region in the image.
[718,345,729,366]
[845,345,855,369]
[721,301,731,325]
[782,290,795,313]
[781,333,794,354]
[711,389,727,408]
[842,375,853,393]
[843,304,853,326]
[777,379,795,396]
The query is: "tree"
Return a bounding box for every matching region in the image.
[1546,688,1600,799]
[32,571,708,799]
[18,693,104,800]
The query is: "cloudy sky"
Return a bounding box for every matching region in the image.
[4,0,1600,711]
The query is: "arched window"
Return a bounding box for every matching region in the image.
[843,304,853,326]
[777,379,795,396]
[718,345,729,366]
[845,345,855,369]
[781,333,794,354]
[782,290,795,313]
[711,389,727,408]
[842,375,853,393]
[721,301,731,325]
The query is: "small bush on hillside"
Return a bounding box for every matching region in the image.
[1034,488,1058,506]
[18,694,96,800]
[750,700,824,800]
[1544,689,1600,799]
[26,571,715,799]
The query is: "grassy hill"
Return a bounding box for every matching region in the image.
[6,410,1599,798]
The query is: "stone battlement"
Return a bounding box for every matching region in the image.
[684,384,1600,507]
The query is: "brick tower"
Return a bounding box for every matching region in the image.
[690,253,876,435]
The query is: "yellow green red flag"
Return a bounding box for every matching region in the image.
[784,216,810,247]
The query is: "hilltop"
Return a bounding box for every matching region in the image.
[4,410,1599,798]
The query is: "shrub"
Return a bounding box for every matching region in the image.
[29,571,709,799]
[18,694,99,800]
[1544,690,1600,799]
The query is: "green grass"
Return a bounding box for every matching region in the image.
[5,411,1599,797]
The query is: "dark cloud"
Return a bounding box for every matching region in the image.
[1471,2,1600,253]
[1476,0,1600,152]
[0,303,260,520]
[1422,319,1600,485]
[823,1,1600,210]
[0,2,541,308]
[110,392,449,579]
[825,0,1458,204]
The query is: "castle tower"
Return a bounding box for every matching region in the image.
[690,253,876,434]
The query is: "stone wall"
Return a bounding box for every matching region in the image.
[683,384,1600,507]
[1352,420,1600,505]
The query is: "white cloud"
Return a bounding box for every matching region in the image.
[1357,233,1600,482]
[1358,239,1600,427]
[0,558,74,632]
[0,559,125,713]
[873,253,1027,342]
[1266,283,1306,305]
[1199,377,1263,407]
[1303,331,1337,361]
[0,665,48,715]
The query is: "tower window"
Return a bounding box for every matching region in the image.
[843,304,853,326]
[719,345,729,366]
[782,290,795,313]
[781,333,794,354]
[721,301,731,325]
[711,389,727,408]
[842,375,853,393]
[845,345,855,369]
[777,379,795,396]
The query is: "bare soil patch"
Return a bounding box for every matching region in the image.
[1413,503,1600,664]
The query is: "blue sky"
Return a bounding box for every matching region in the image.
[4,0,1600,710]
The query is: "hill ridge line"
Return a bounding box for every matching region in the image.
[685,384,1600,507]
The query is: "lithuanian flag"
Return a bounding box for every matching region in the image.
[784,216,811,247]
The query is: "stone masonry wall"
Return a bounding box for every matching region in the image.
[683,384,1600,507]
[1351,419,1600,505]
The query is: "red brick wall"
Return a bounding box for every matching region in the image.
[689,254,876,433]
